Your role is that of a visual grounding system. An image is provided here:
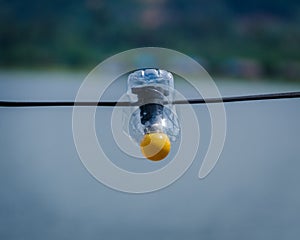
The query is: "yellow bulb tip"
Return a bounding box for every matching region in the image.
[140,132,171,161]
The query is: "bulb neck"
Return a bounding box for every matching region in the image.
[139,103,164,134]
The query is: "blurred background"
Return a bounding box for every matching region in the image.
[0,0,300,80]
[1,0,300,240]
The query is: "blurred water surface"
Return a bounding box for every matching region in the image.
[0,71,300,240]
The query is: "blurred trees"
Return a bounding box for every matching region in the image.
[0,0,299,79]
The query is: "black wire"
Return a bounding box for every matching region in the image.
[0,91,300,107]
[175,91,300,104]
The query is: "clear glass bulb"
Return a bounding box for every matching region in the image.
[125,69,180,160]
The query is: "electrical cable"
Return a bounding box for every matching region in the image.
[0,91,300,107]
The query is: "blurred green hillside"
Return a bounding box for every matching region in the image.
[1,0,300,80]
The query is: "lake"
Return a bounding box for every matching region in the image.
[0,70,300,239]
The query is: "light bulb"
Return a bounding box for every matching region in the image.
[126,69,180,161]
[140,132,171,161]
